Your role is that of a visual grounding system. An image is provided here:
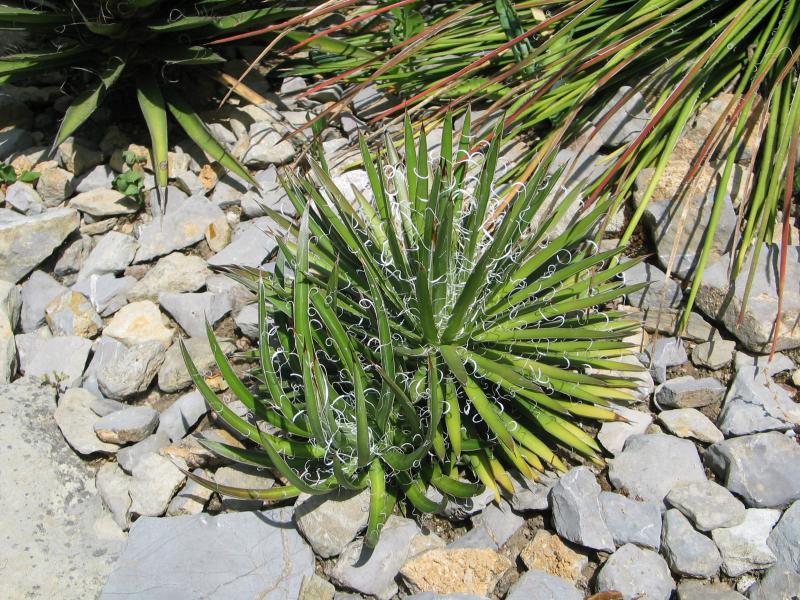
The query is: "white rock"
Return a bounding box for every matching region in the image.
[128,453,187,517]
[712,508,781,577]
[54,388,118,455]
[104,300,174,348]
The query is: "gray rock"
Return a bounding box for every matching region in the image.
[430,486,496,520]
[54,234,93,276]
[210,177,246,208]
[712,508,781,577]
[609,434,706,504]
[89,396,126,416]
[0,382,123,600]
[625,262,683,309]
[72,273,136,317]
[666,480,746,531]
[134,195,226,263]
[0,278,21,330]
[77,231,138,281]
[128,452,187,517]
[5,180,44,214]
[234,302,259,339]
[594,86,652,147]
[36,166,75,206]
[158,291,232,338]
[655,375,726,408]
[717,367,800,436]
[15,333,92,388]
[449,498,525,550]
[767,500,800,572]
[166,469,213,516]
[636,305,716,342]
[746,565,800,600]
[74,165,116,193]
[69,188,138,217]
[206,273,254,311]
[101,507,313,599]
[677,580,746,600]
[598,405,653,456]
[0,128,34,159]
[126,252,209,302]
[734,351,795,375]
[696,245,800,352]
[506,570,582,600]
[212,465,274,512]
[0,207,79,283]
[550,466,615,552]
[242,124,297,168]
[21,270,67,332]
[157,336,234,393]
[104,300,174,348]
[330,515,426,600]
[207,219,278,268]
[0,311,14,382]
[295,489,371,558]
[705,432,800,509]
[642,337,688,383]
[158,390,207,442]
[96,340,166,400]
[662,508,722,577]
[298,574,336,600]
[45,290,103,337]
[96,462,132,530]
[240,167,295,219]
[595,543,675,600]
[692,337,736,370]
[57,138,102,175]
[657,407,724,443]
[600,491,662,550]
[116,430,171,474]
[54,388,118,455]
[509,472,557,512]
[173,170,206,196]
[94,406,159,444]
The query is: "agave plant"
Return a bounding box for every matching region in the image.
[0,1,339,189]
[184,113,645,544]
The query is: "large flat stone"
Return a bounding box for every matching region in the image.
[101,508,313,599]
[0,382,124,599]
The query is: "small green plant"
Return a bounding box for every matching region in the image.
[184,113,644,544]
[112,151,146,201]
[0,162,39,185]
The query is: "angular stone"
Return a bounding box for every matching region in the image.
[72,273,136,317]
[127,252,209,303]
[21,270,67,331]
[45,290,103,337]
[100,508,313,599]
[207,219,278,268]
[157,336,234,393]
[157,391,206,442]
[96,341,165,400]
[55,234,93,277]
[0,128,34,160]
[331,516,431,600]
[717,367,800,436]
[69,189,138,217]
[104,300,174,348]
[0,383,123,600]
[598,405,653,456]
[519,529,588,582]
[0,207,79,282]
[212,465,274,511]
[0,278,21,330]
[158,291,232,338]
[74,165,115,193]
[662,509,722,577]
[696,245,800,352]
[298,574,335,600]
[596,544,675,600]
[509,472,557,512]
[134,195,226,263]
[705,432,800,509]
[600,491,662,550]
[294,489,370,558]
[96,462,132,530]
[128,453,187,517]
[506,571,582,600]
[0,312,14,383]
[449,499,525,550]
[767,499,800,573]
[54,388,118,455]
[666,480,746,531]
[692,337,736,370]
[655,375,726,409]
[117,430,171,474]
[57,138,102,176]
[15,333,92,388]
[77,231,138,281]
[712,508,781,577]
[677,580,746,600]
[594,86,652,147]
[746,565,800,600]
[609,434,706,504]
[550,466,615,552]
[5,180,43,214]
[89,396,125,417]
[36,166,75,206]
[625,262,683,309]
[94,406,159,444]
[658,408,724,443]
[159,428,238,470]
[242,125,296,167]
[642,337,688,383]
[234,302,259,339]
[734,351,795,375]
[400,547,513,597]
[166,469,213,517]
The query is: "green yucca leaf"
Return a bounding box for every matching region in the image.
[135,70,169,190]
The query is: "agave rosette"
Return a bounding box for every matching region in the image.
[185,113,645,544]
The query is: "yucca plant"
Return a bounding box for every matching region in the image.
[182,112,644,544]
[0,1,337,190]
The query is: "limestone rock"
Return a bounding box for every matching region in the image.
[69,188,139,217]
[595,544,675,600]
[94,406,159,444]
[295,489,371,558]
[518,529,588,582]
[157,391,208,442]
[104,300,174,348]
[400,548,512,597]
[600,491,662,550]
[657,408,724,444]
[21,270,67,331]
[662,508,722,578]
[15,333,92,388]
[712,508,781,577]
[767,499,800,573]
[158,291,232,338]
[77,231,138,281]
[54,388,118,455]
[550,466,615,552]
[655,375,726,409]
[128,453,187,517]
[157,336,234,393]
[598,405,653,456]
[45,290,103,337]
[96,341,165,400]
[127,252,209,302]
[666,480,746,531]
